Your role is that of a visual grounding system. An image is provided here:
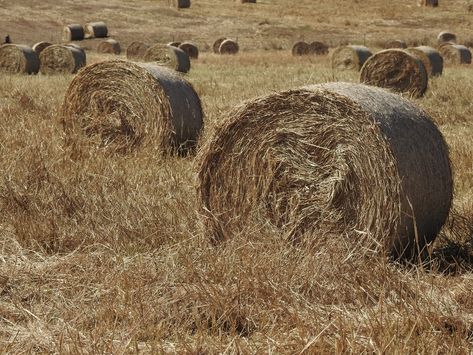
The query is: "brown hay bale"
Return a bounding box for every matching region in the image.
[360,49,428,97]
[84,21,108,39]
[406,46,443,76]
[331,45,373,70]
[168,41,182,47]
[178,42,199,59]
[61,60,203,154]
[292,41,310,56]
[383,39,407,49]
[438,43,472,64]
[0,44,39,74]
[63,24,84,41]
[308,41,329,55]
[239,0,256,3]
[126,41,150,60]
[143,44,190,73]
[39,44,86,74]
[32,41,52,55]
[197,82,452,260]
[213,38,227,54]
[97,39,121,55]
[418,0,438,6]
[173,0,191,8]
[437,31,456,44]
[219,39,239,54]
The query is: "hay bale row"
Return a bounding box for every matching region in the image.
[62,60,203,154]
[0,44,40,74]
[438,43,472,64]
[406,46,443,76]
[143,44,190,73]
[212,38,239,54]
[39,44,86,74]
[197,82,452,260]
[84,21,108,39]
[63,24,84,41]
[292,41,328,56]
[97,39,121,55]
[126,41,150,60]
[331,45,372,70]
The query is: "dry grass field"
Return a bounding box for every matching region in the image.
[1,0,473,353]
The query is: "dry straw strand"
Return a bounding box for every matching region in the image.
[62,60,203,154]
[178,42,199,59]
[62,24,84,41]
[0,44,40,74]
[309,41,329,55]
[437,31,456,44]
[406,46,443,76]
[219,39,239,54]
[126,41,150,60]
[143,44,191,73]
[438,43,471,65]
[331,45,372,70]
[97,39,121,55]
[197,82,452,260]
[84,21,108,39]
[213,38,227,54]
[32,41,52,55]
[39,44,86,74]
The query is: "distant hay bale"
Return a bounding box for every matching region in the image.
[438,43,472,64]
[308,41,329,55]
[143,44,191,73]
[213,38,227,54]
[0,44,39,74]
[360,49,428,97]
[168,41,182,47]
[383,39,407,49]
[418,0,438,6]
[39,44,86,74]
[62,60,203,154]
[406,46,443,76]
[239,0,256,3]
[126,41,150,60]
[219,39,239,54]
[173,0,191,8]
[84,22,108,39]
[331,45,373,70]
[178,42,199,59]
[32,41,52,55]
[97,39,121,55]
[63,24,84,41]
[292,41,310,56]
[437,31,456,44]
[197,82,452,260]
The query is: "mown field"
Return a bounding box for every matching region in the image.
[1,0,473,353]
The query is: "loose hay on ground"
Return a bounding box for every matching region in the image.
[331,45,372,70]
[406,46,443,76]
[143,44,191,73]
[39,44,86,74]
[0,44,39,74]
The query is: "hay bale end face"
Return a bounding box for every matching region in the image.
[438,43,472,64]
[84,22,108,39]
[63,24,84,41]
[406,46,443,76]
[384,39,407,49]
[219,39,239,54]
[178,42,199,59]
[0,44,40,74]
[309,41,329,55]
[291,41,310,56]
[62,60,203,154]
[97,39,121,55]
[32,41,53,55]
[213,38,227,54]
[174,0,191,8]
[39,44,86,74]
[197,82,452,260]
[331,45,373,70]
[418,0,438,6]
[126,41,150,60]
[437,31,456,44]
[360,49,428,97]
[143,44,191,73]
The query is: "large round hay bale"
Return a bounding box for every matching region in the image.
[126,41,150,60]
[438,43,471,64]
[63,24,84,41]
[360,49,428,97]
[97,38,121,55]
[437,31,456,44]
[143,44,190,73]
[84,22,108,39]
[0,44,39,74]
[61,60,203,154]
[309,41,329,55]
[39,44,86,74]
[219,39,239,54]
[173,0,191,8]
[418,0,438,7]
[383,39,407,49]
[197,82,452,260]
[406,46,443,76]
[178,42,199,59]
[213,38,227,54]
[32,41,52,55]
[291,41,310,56]
[331,45,373,70]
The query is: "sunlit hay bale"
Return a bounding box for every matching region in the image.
[126,41,149,60]
[32,41,52,55]
[418,0,438,6]
[360,49,428,97]
[291,41,310,56]
[219,39,239,54]
[438,43,472,64]
[62,60,203,154]
[167,41,182,47]
[178,42,199,59]
[197,82,452,260]
[383,39,407,49]
[143,44,190,73]
[406,46,443,76]
[173,0,191,8]
[308,41,329,55]
[84,21,108,39]
[0,44,39,74]
[437,31,456,44]
[213,37,227,53]
[62,24,84,41]
[331,45,373,70]
[39,44,86,74]
[97,38,121,55]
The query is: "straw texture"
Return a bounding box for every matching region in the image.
[126,41,150,60]
[39,44,86,74]
[143,44,191,73]
[97,39,121,55]
[331,45,373,70]
[384,40,407,49]
[0,44,39,74]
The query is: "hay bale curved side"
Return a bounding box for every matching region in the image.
[63,24,84,41]
[360,49,428,97]
[331,45,373,70]
[291,41,310,56]
[97,39,121,55]
[309,41,329,55]
[84,22,108,39]
[437,31,457,44]
[126,41,150,60]
[438,43,472,64]
[406,46,443,76]
[61,60,203,154]
[219,39,239,54]
[178,42,199,59]
[197,82,452,259]
[143,44,190,73]
[32,41,53,55]
[384,39,407,49]
[39,45,86,74]
[0,44,39,74]
[213,38,227,54]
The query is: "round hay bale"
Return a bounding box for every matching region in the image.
[65,43,86,60]
[219,39,239,54]
[126,41,150,60]
[63,24,84,41]
[32,41,53,55]
[0,44,39,74]
[168,41,182,47]
[97,38,121,55]
[84,21,108,39]
[173,0,191,8]
[61,60,203,154]
[239,0,257,3]
[39,44,86,74]
[438,43,472,64]
[437,31,456,44]
[360,49,428,97]
[308,41,329,55]
[197,82,452,260]
[143,44,190,73]
[331,45,373,70]
[383,39,407,49]
[292,41,310,56]
[406,46,443,76]
[178,42,199,59]
[418,0,438,7]
[213,37,227,54]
